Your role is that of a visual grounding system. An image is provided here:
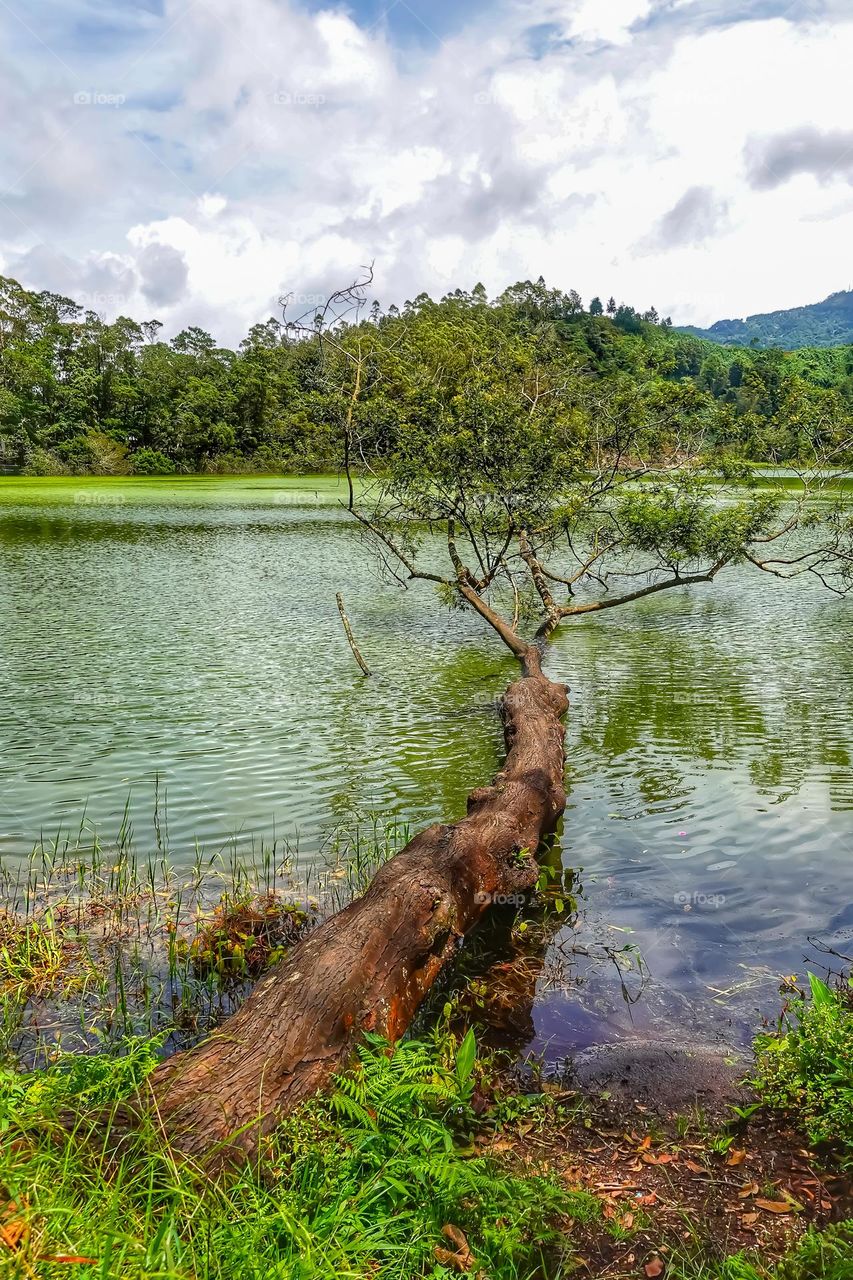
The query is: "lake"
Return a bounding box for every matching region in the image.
[1,475,851,1061]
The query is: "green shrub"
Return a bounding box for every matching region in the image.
[21,446,68,475]
[754,973,853,1165]
[131,447,176,475]
[0,1035,162,1125]
[775,1222,853,1280]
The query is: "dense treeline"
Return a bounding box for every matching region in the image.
[0,273,851,475]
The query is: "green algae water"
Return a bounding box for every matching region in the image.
[1,476,851,1057]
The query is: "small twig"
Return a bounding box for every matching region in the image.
[336,594,371,677]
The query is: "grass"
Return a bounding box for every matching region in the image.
[2,1029,852,1280]
[753,973,853,1168]
[0,804,409,1068]
[667,1222,853,1278]
[0,1030,596,1279]
[2,816,853,1278]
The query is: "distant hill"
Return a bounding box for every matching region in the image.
[679,290,853,350]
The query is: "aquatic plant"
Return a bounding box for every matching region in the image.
[0,806,406,1067]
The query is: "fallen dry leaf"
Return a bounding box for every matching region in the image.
[738,1182,760,1198]
[644,1257,665,1277]
[489,1139,513,1153]
[435,1224,475,1273]
[754,1199,793,1215]
[684,1160,707,1175]
[441,1225,469,1251]
[0,1220,28,1251]
[727,1150,747,1167]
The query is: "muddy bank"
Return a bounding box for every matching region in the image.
[569,1039,751,1118]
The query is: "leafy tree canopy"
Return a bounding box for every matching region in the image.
[279,273,853,658]
[0,273,852,481]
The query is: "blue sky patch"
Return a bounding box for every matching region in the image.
[300,0,494,45]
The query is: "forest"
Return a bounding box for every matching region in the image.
[680,289,853,351]
[1,273,852,477]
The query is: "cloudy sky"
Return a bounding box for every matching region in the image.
[1,0,852,343]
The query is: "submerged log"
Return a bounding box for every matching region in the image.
[148,647,568,1162]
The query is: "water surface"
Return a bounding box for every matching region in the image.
[1,476,851,1058]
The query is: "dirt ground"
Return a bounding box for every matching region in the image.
[485,1041,852,1277]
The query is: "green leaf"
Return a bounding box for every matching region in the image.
[808,972,834,1009]
[455,1028,477,1085]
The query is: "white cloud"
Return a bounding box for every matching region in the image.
[1,244,137,312]
[566,0,652,45]
[1,0,851,341]
[137,241,189,306]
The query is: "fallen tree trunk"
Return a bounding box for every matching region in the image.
[148,647,568,1163]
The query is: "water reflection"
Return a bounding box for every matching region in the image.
[531,572,853,1057]
[1,478,851,1058]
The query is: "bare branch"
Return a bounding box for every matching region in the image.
[551,560,730,625]
[349,508,449,585]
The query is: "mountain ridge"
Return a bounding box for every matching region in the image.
[678,289,853,350]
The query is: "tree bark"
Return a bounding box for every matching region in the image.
[147,647,568,1164]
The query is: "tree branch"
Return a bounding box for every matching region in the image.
[349,508,449,585]
[457,582,531,659]
[552,562,728,622]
